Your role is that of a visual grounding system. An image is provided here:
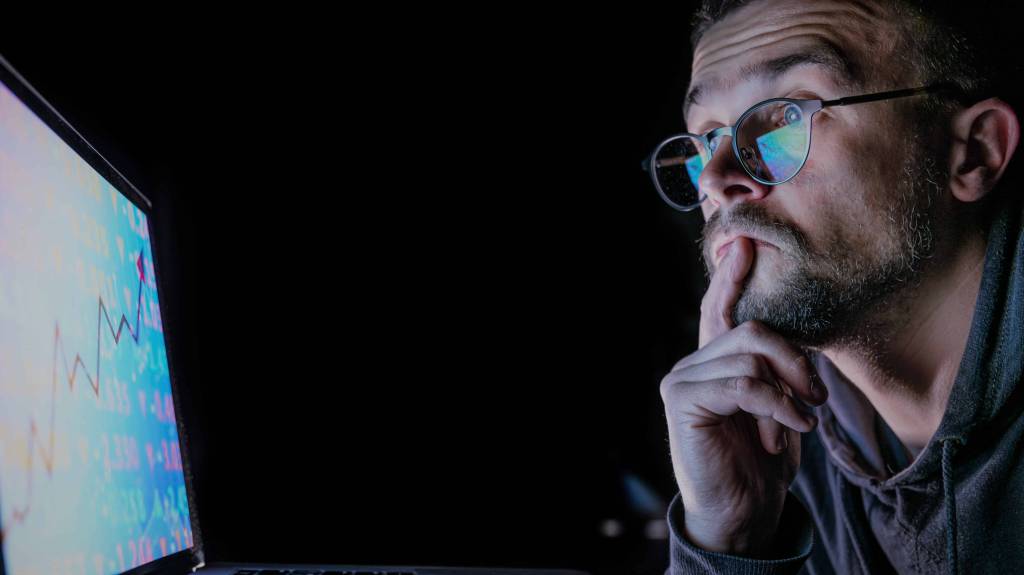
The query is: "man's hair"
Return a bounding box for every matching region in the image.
[690,0,994,102]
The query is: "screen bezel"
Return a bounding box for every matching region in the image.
[0,53,206,575]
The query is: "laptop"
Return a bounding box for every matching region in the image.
[0,53,589,575]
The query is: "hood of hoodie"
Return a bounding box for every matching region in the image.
[805,188,1024,574]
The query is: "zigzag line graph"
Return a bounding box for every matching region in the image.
[1,250,148,543]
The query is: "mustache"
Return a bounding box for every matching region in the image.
[700,203,809,267]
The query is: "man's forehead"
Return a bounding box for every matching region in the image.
[685,42,856,121]
[685,0,894,120]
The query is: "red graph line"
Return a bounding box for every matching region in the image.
[1,251,147,542]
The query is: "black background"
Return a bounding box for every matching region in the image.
[1,10,707,575]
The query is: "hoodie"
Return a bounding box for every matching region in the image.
[664,188,1024,574]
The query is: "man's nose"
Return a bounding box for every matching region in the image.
[698,136,772,212]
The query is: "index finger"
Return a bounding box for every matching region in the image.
[698,236,754,348]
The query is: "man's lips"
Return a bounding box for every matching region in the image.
[714,235,776,266]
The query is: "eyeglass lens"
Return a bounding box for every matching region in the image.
[652,101,810,210]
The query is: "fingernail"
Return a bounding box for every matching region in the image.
[719,242,736,269]
[777,434,788,452]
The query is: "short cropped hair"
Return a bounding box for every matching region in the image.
[688,1,1001,110]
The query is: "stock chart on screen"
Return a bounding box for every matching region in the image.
[0,78,194,574]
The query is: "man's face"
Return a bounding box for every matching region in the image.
[688,0,949,349]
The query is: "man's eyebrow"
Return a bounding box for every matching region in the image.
[683,43,859,121]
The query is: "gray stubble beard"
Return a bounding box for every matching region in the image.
[719,129,947,351]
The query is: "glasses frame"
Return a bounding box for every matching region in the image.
[642,83,956,212]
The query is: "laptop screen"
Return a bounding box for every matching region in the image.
[0,70,194,574]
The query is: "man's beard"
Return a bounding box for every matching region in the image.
[700,129,946,349]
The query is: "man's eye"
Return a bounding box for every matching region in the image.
[772,104,803,127]
[784,104,802,124]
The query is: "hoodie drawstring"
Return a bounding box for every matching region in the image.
[942,437,962,575]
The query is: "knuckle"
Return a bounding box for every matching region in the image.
[731,375,756,395]
[659,376,670,400]
[659,373,677,401]
[742,320,767,338]
[792,353,812,380]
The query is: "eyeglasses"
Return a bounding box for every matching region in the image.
[642,83,954,212]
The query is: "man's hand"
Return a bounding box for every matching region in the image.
[660,237,828,556]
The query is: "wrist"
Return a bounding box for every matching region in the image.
[683,509,782,557]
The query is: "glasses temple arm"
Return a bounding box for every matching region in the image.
[820,83,956,108]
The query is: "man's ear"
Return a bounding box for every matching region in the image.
[948,97,1020,203]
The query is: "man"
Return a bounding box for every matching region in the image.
[651,1,1023,573]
